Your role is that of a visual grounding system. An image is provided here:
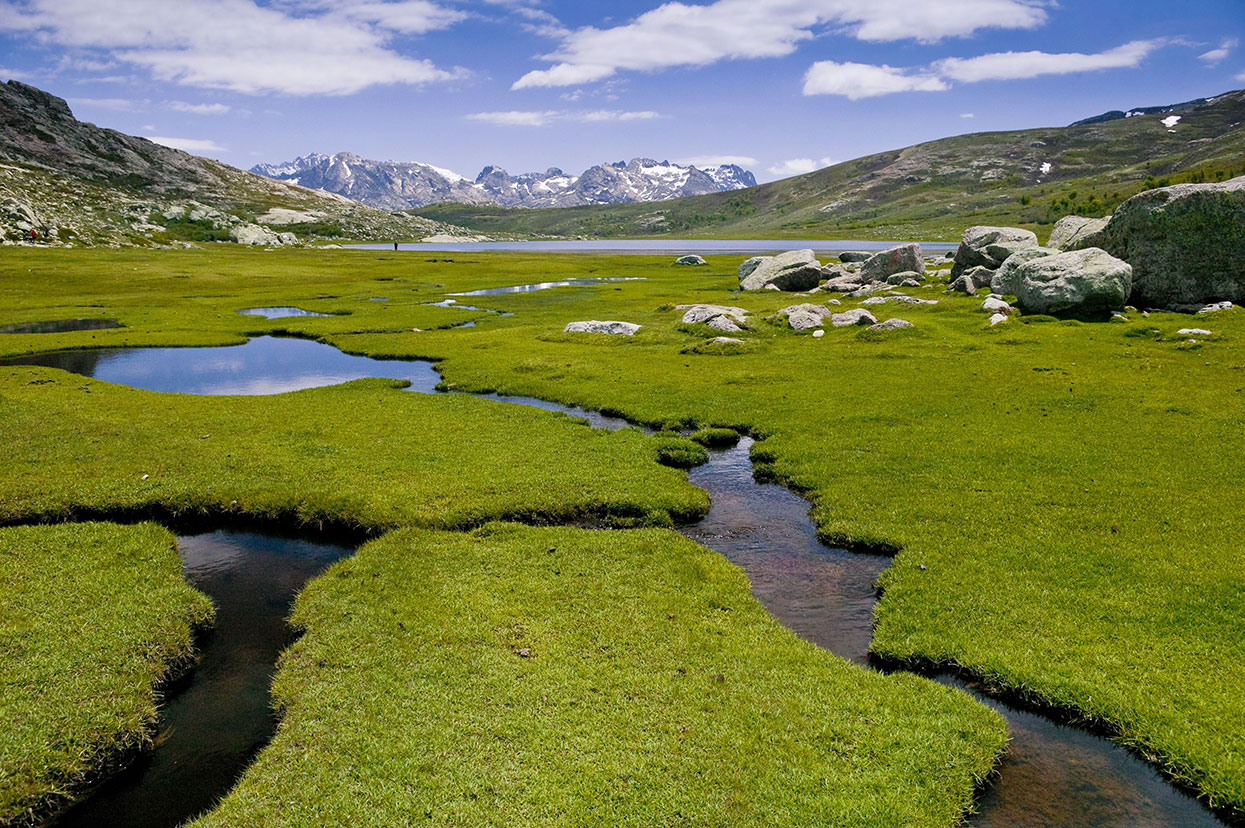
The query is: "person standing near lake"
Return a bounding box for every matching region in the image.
[393,241,398,251]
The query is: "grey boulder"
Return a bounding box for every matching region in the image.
[229,223,283,245]
[952,226,1038,277]
[839,251,871,263]
[674,254,707,266]
[867,318,914,331]
[831,309,878,327]
[780,303,834,331]
[679,304,748,326]
[990,247,1057,295]
[564,320,641,335]
[739,249,823,291]
[1047,215,1110,250]
[1013,248,1132,317]
[861,243,925,283]
[1071,176,1245,307]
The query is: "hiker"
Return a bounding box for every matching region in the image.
[29,228,37,241]
[393,241,398,251]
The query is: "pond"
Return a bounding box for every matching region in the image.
[236,307,335,319]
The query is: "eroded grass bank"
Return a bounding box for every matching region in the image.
[0,522,212,826]
[190,524,1005,828]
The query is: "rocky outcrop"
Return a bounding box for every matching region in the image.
[990,247,1057,295]
[860,243,924,283]
[1047,215,1110,250]
[564,320,641,335]
[951,226,1038,278]
[1071,176,1245,307]
[739,249,823,291]
[1013,248,1132,317]
[229,224,297,246]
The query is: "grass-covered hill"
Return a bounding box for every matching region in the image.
[411,89,1245,242]
[0,80,467,247]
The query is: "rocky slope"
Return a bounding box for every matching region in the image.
[0,81,469,247]
[252,153,757,210]
[410,89,1245,241]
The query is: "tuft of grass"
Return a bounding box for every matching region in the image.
[689,427,741,448]
[0,522,213,825]
[190,524,1006,828]
[652,432,710,468]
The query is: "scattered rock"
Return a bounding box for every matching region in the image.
[963,265,995,289]
[981,296,1013,314]
[708,336,743,344]
[839,251,871,263]
[867,318,913,331]
[861,243,924,283]
[860,295,937,306]
[780,303,833,330]
[1047,215,1111,250]
[679,304,748,326]
[947,274,977,295]
[706,315,743,333]
[899,278,921,288]
[831,309,878,327]
[1013,247,1132,317]
[812,329,825,338]
[952,226,1038,278]
[1197,301,1235,314]
[886,270,923,285]
[990,247,1057,295]
[1177,328,1212,336]
[740,249,823,291]
[1071,176,1245,306]
[989,313,1010,326]
[674,254,707,266]
[564,320,641,335]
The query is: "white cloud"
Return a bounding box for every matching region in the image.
[0,0,465,95]
[803,61,947,98]
[166,100,229,115]
[466,109,661,126]
[511,0,1047,88]
[767,157,835,177]
[1237,69,1245,82]
[678,154,759,168]
[933,39,1162,82]
[145,135,227,153]
[67,96,145,111]
[1198,38,1238,66]
[960,112,974,118]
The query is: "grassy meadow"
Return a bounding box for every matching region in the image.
[0,522,213,825]
[0,245,1241,822]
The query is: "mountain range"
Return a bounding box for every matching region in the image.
[411,89,1245,241]
[250,153,757,210]
[0,80,468,246]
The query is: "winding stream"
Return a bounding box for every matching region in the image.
[2,335,1226,828]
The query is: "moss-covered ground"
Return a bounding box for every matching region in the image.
[0,245,1241,820]
[0,522,213,826]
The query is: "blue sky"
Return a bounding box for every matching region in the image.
[1,0,1242,182]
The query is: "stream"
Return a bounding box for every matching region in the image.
[1,334,1226,828]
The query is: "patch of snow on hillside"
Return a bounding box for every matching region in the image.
[1161,115,1181,128]
[426,164,465,182]
[1040,161,1052,175]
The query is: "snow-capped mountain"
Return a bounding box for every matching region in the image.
[250,153,757,209]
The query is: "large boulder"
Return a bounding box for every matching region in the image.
[839,251,871,263]
[1047,215,1110,250]
[679,304,748,333]
[830,309,878,327]
[564,321,641,335]
[779,303,833,331]
[1071,176,1245,307]
[229,223,282,246]
[1013,248,1132,317]
[990,247,1057,295]
[739,249,823,291]
[674,254,707,266]
[860,243,924,283]
[951,226,1038,278]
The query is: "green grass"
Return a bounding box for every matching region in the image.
[0,372,707,531]
[0,522,213,826]
[190,524,1005,828]
[1,246,1242,819]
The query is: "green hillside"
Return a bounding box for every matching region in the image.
[411,89,1245,242]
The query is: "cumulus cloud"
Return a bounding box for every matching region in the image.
[145,135,226,153]
[767,157,835,177]
[67,96,145,111]
[166,100,229,115]
[805,39,1166,99]
[0,0,466,95]
[466,109,661,126]
[1198,38,1238,66]
[511,0,1048,88]
[933,39,1163,82]
[803,61,947,98]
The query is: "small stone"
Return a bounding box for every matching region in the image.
[981,296,1012,314]
[831,309,878,327]
[867,318,914,331]
[1177,328,1212,336]
[812,329,825,338]
[516,648,531,658]
[989,313,1009,326]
